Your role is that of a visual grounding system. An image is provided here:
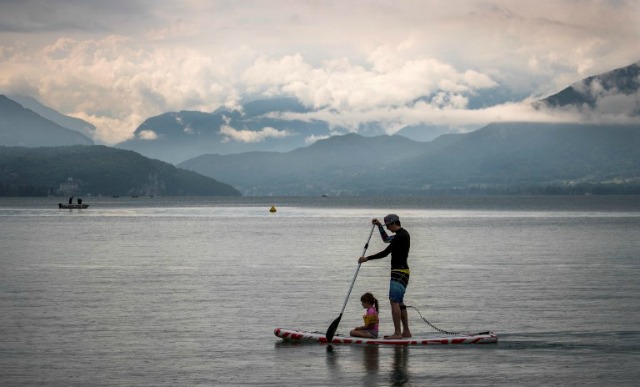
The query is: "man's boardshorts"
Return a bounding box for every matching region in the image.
[389,269,410,303]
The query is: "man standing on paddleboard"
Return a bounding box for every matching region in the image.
[358,214,412,339]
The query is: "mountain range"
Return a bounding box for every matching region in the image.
[538,61,640,112]
[116,97,329,164]
[7,94,96,139]
[0,96,94,147]
[115,62,640,164]
[178,123,640,195]
[0,61,639,196]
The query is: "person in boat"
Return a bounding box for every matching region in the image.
[350,292,379,338]
[77,198,82,205]
[358,214,412,339]
[68,196,73,204]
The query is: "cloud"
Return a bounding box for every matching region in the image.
[70,110,148,144]
[138,129,158,140]
[220,125,290,143]
[305,134,330,144]
[242,53,498,112]
[595,92,640,117]
[0,0,638,144]
[275,95,630,137]
[1,35,241,143]
[541,89,640,125]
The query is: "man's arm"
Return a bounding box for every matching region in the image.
[377,224,394,243]
[366,244,392,261]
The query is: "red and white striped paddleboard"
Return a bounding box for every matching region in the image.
[274,328,498,345]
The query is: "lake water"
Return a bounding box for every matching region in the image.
[1,196,639,386]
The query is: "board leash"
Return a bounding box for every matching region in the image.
[406,305,460,335]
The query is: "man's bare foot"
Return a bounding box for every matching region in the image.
[384,334,404,339]
[402,333,412,338]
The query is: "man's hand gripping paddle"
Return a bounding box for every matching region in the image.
[325,223,376,343]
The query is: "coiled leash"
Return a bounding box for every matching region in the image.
[406,305,460,335]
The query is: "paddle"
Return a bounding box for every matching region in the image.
[325,223,376,343]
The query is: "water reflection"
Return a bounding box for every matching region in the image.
[361,345,380,386]
[325,345,339,370]
[324,344,411,386]
[390,346,410,385]
[363,345,379,371]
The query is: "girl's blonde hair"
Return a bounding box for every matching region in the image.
[361,292,379,312]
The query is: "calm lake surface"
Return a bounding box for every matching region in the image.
[1,196,639,386]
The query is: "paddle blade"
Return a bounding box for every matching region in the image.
[325,314,342,343]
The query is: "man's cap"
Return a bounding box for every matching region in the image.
[384,214,400,225]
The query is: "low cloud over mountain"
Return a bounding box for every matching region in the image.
[116,62,640,164]
[537,61,640,122]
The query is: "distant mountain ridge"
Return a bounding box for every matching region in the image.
[179,133,429,195]
[116,97,329,164]
[178,123,640,195]
[2,62,640,196]
[7,94,97,138]
[0,95,94,146]
[398,122,640,186]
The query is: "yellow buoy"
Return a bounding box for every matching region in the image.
[270,206,277,213]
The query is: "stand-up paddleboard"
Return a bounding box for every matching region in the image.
[274,328,498,345]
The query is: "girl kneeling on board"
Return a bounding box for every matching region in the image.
[350,292,379,338]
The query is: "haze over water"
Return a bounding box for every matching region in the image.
[1,196,639,386]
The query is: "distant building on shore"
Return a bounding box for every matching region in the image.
[57,177,80,196]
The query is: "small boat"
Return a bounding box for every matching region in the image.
[58,203,89,209]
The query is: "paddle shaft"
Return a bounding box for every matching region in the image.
[325,223,377,342]
[337,224,376,318]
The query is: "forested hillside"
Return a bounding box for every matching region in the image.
[0,146,241,197]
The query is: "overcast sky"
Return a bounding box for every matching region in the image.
[0,0,638,144]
